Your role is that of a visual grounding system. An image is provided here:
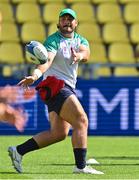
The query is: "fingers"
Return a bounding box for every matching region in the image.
[17,78,28,91]
[71,47,76,57]
[70,47,78,65]
[17,76,34,91]
[17,78,26,86]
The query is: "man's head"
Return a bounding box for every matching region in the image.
[57,8,78,36]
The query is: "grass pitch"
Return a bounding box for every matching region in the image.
[0,136,139,179]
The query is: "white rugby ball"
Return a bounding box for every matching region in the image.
[26,41,48,65]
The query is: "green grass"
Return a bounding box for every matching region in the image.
[0,136,139,179]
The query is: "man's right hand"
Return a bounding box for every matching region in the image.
[17,76,36,90]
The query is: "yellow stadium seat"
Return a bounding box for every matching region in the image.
[89,42,108,63]
[135,44,139,62]
[118,0,139,4]
[124,3,139,24]
[21,22,46,43]
[97,3,123,24]
[95,67,111,77]
[114,67,139,76]
[103,22,129,44]
[109,42,135,64]
[65,0,90,4]
[11,0,37,3]
[0,3,14,22]
[16,2,41,23]
[0,22,19,42]
[48,23,58,36]
[0,11,2,23]
[0,42,24,64]
[0,0,10,3]
[38,0,64,3]
[130,23,139,44]
[71,3,96,22]
[2,65,13,77]
[77,23,102,43]
[91,0,117,4]
[43,3,65,23]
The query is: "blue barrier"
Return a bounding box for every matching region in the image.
[0,76,139,135]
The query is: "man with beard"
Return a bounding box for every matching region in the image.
[8,9,103,175]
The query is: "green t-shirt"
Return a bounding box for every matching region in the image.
[43,31,89,88]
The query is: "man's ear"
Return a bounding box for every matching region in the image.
[75,20,78,27]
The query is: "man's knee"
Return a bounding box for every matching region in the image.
[52,129,68,141]
[74,113,88,130]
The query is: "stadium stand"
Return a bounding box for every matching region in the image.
[16,2,41,23]
[89,42,108,63]
[114,67,139,76]
[95,67,112,77]
[48,23,57,36]
[43,3,66,23]
[38,0,64,3]
[71,2,96,22]
[91,0,117,4]
[0,42,24,64]
[135,45,139,65]
[118,0,139,4]
[0,22,19,42]
[0,0,10,2]
[130,23,139,44]
[102,22,129,44]
[21,22,46,43]
[0,11,2,22]
[65,0,90,4]
[77,22,102,43]
[108,42,135,64]
[11,0,37,3]
[0,0,139,78]
[97,3,123,24]
[0,3,14,22]
[123,3,139,24]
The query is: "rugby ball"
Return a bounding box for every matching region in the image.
[26,41,48,65]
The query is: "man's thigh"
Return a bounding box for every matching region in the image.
[60,94,87,126]
[49,111,71,133]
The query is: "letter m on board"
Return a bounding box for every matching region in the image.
[89,88,129,130]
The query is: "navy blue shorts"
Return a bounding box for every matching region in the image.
[46,84,76,115]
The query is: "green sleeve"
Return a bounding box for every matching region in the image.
[80,36,89,47]
[43,34,59,54]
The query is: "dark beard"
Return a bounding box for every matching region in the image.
[58,25,75,35]
[60,28,74,34]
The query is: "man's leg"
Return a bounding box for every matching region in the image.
[60,95,104,174]
[32,112,70,148]
[8,113,70,173]
[60,95,88,168]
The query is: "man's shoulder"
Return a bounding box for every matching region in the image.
[74,32,89,46]
[74,32,88,41]
[47,31,60,42]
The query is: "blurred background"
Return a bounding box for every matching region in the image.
[0,0,139,136]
